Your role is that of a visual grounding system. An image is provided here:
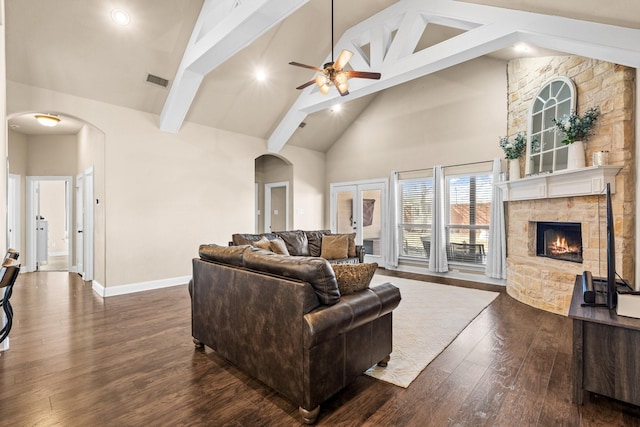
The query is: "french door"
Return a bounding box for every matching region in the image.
[330,180,387,265]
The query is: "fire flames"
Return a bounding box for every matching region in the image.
[549,235,579,255]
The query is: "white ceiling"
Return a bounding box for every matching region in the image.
[5,0,640,152]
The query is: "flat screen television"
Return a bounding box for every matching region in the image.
[582,182,629,308]
[605,182,616,309]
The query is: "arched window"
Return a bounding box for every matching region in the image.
[526,77,576,174]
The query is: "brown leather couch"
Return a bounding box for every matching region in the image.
[190,244,401,424]
[231,229,365,264]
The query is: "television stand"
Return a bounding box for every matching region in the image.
[569,275,640,406]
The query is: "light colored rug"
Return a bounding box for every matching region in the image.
[365,274,499,388]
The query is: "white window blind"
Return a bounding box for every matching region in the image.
[446,172,493,265]
[398,172,433,259]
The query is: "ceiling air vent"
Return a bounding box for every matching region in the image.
[146,73,169,88]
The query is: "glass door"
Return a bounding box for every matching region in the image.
[331,180,387,265]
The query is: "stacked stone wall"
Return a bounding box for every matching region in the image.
[505,56,635,315]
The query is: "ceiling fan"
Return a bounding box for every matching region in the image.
[289,0,381,96]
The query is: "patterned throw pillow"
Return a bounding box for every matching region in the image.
[320,234,349,260]
[252,236,273,251]
[269,237,290,255]
[331,263,378,295]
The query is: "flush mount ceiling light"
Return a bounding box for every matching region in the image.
[34,114,61,127]
[111,9,130,25]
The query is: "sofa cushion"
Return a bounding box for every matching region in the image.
[270,237,290,255]
[331,263,378,295]
[199,244,249,267]
[321,234,349,260]
[305,230,331,257]
[275,230,310,256]
[232,233,277,246]
[242,249,340,305]
[253,236,273,251]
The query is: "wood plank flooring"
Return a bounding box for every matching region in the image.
[1,270,640,426]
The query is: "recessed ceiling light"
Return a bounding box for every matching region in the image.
[331,104,342,113]
[111,9,130,25]
[255,68,267,82]
[514,43,530,53]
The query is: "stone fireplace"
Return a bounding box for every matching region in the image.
[504,56,635,315]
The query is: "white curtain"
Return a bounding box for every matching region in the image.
[429,165,448,272]
[385,171,399,269]
[485,157,507,279]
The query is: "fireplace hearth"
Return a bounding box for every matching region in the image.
[536,222,583,263]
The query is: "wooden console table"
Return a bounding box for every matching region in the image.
[568,275,640,406]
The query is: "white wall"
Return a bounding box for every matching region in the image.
[7,81,327,290]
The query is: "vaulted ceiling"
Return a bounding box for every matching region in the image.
[6,0,640,152]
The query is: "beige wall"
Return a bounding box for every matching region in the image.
[326,56,507,221]
[7,81,326,289]
[38,180,68,255]
[26,134,76,176]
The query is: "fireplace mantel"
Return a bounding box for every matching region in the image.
[497,165,622,201]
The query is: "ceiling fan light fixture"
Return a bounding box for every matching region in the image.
[34,114,61,127]
[335,71,348,85]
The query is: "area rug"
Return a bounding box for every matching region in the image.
[365,274,499,388]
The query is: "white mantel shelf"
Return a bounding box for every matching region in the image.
[497,165,622,201]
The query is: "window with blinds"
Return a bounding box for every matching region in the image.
[398,172,433,259]
[446,172,493,265]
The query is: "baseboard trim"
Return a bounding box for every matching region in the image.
[91,275,190,298]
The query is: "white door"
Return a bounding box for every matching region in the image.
[7,174,20,251]
[75,175,84,277]
[83,169,94,281]
[331,180,387,265]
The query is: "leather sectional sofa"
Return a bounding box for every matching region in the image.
[190,244,401,424]
[231,229,365,264]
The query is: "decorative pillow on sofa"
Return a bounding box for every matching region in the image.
[320,234,349,260]
[252,236,273,251]
[275,230,310,256]
[331,262,378,295]
[270,237,291,255]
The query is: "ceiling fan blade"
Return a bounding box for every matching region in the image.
[345,71,382,80]
[333,50,353,71]
[295,80,316,90]
[289,61,324,72]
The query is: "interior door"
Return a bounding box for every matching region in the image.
[75,175,84,277]
[264,182,289,233]
[331,181,387,264]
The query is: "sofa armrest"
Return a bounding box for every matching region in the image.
[303,282,400,348]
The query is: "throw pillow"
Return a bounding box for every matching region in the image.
[270,237,290,255]
[320,234,349,260]
[252,236,273,252]
[331,263,378,295]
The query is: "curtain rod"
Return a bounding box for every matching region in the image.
[397,159,494,175]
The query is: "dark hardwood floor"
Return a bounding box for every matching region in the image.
[2,270,640,426]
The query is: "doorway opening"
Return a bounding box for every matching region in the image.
[330,179,387,265]
[255,154,293,233]
[26,177,72,272]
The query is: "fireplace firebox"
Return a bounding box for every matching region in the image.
[536,222,583,263]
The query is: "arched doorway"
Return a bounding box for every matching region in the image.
[7,111,105,282]
[254,154,293,233]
